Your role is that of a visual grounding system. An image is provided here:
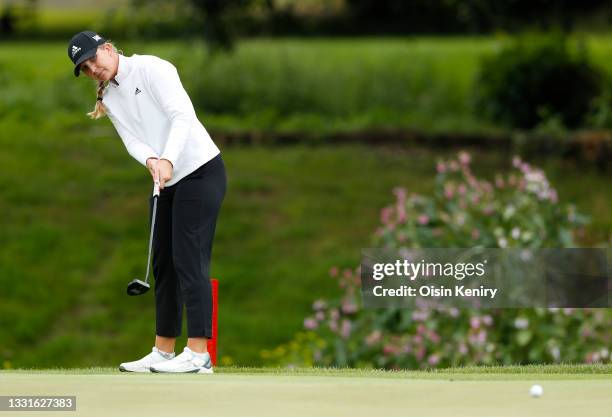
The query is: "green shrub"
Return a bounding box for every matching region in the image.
[475,33,602,129]
[264,152,611,369]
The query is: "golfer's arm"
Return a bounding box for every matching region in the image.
[108,113,158,166]
[147,61,193,168]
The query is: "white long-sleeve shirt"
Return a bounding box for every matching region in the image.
[102,54,220,187]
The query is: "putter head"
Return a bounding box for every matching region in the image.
[127,279,150,296]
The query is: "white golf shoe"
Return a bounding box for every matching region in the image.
[150,347,214,374]
[119,347,175,373]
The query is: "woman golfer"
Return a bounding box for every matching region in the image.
[67,31,226,373]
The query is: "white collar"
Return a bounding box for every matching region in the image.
[112,54,132,86]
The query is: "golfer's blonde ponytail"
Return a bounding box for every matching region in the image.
[87,80,107,119]
[87,42,122,120]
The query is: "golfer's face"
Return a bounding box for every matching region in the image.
[80,45,115,81]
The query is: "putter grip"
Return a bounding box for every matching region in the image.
[153,180,160,197]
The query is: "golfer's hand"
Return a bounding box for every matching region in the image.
[146,158,159,182]
[156,159,173,190]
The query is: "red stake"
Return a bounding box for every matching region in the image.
[207,279,218,366]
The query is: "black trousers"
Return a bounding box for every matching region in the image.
[149,154,226,338]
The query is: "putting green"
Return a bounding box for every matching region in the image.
[0,367,610,417]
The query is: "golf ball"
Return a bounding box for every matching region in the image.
[530,384,543,398]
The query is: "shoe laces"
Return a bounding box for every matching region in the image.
[173,348,208,367]
[140,347,167,364]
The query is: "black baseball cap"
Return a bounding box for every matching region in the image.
[67,30,106,77]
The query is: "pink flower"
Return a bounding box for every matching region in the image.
[397,205,407,223]
[329,267,339,277]
[458,151,471,165]
[495,176,505,188]
[508,174,517,186]
[303,318,318,330]
[312,299,327,310]
[482,205,494,216]
[466,174,478,188]
[470,316,481,329]
[413,311,429,322]
[380,207,393,225]
[415,346,425,361]
[444,183,455,199]
[482,315,493,326]
[427,353,441,366]
[471,229,480,239]
[468,329,486,345]
[340,319,352,339]
[328,319,338,332]
[458,342,468,355]
[456,213,466,226]
[383,344,397,356]
[365,330,382,346]
[512,156,522,168]
[393,187,407,202]
[550,189,558,203]
[436,162,447,173]
[315,311,325,321]
[428,330,441,344]
[458,184,467,195]
[341,299,358,314]
[418,214,430,225]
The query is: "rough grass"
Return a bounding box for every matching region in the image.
[2,363,611,379]
[0,38,611,369]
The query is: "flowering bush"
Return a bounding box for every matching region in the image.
[263,152,610,369]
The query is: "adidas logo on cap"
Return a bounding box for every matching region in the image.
[71,45,81,57]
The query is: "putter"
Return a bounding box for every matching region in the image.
[127,180,160,296]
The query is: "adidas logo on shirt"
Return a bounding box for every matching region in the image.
[135,87,142,95]
[71,45,81,57]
